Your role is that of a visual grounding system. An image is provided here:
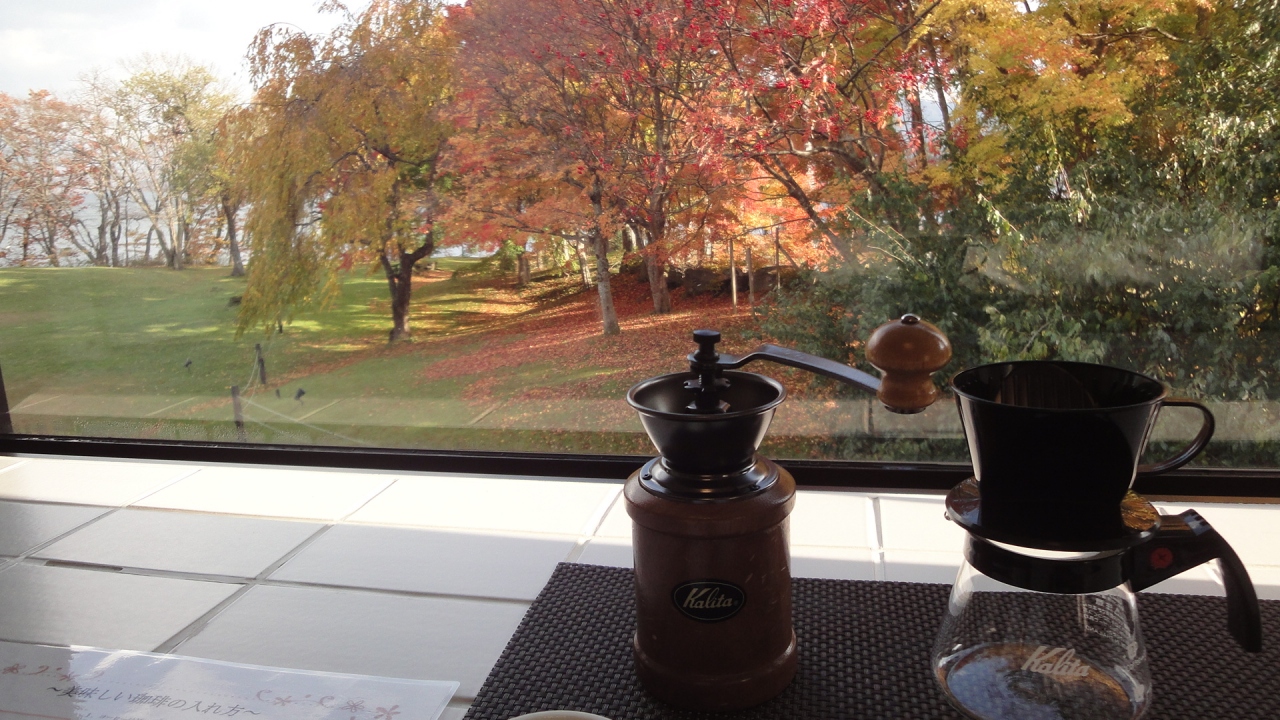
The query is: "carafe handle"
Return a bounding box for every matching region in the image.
[1136,398,1215,476]
[1129,510,1262,652]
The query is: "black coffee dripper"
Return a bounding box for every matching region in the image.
[943,360,1261,651]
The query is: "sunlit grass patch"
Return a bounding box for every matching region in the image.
[0,258,762,453]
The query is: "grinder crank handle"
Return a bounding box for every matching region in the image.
[1128,510,1262,653]
[700,315,952,414]
[716,345,882,394]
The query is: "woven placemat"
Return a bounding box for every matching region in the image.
[464,563,1280,720]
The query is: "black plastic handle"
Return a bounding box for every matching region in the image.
[1129,511,1262,652]
[1137,398,1215,476]
[717,344,881,394]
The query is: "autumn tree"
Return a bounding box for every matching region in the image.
[75,73,137,267]
[761,0,1280,424]
[99,57,234,270]
[457,0,743,319]
[0,94,23,264]
[452,0,628,333]
[580,0,740,314]
[209,108,254,277]
[239,0,453,341]
[0,92,88,267]
[685,0,943,259]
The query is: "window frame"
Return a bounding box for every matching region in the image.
[2,433,1278,501]
[4,347,1278,500]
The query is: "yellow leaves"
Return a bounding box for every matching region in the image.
[938,0,1193,186]
[237,1,454,334]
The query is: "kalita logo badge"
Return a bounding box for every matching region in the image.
[672,580,746,622]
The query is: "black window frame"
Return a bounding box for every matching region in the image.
[2,433,1278,501]
[3,355,1278,499]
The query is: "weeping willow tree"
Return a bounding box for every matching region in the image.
[238,0,453,340]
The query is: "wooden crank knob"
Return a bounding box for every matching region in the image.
[865,314,952,414]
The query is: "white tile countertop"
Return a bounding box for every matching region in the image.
[0,455,1278,720]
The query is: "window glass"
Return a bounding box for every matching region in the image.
[1,0,1277,470]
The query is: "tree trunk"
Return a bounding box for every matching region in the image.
[517,252,531,286]
[224,198,245,277]
[576,236,592,287]
[628,223,646,248]
[109,195,122,267]
[641,225,672,314]
[592,229,620,336]
[175,218,187,270]
[644,253,671,314]
[925,35,952,136]
[381,241,433,342]
[153,225,175,269]
[95,196,110,266]
[729,235,738,308]
[41,228,59,267]
[621,225,636,253]
[388,261,413,341]
[908,85,929,171]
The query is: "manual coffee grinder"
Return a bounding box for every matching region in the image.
[625,315,952,711]
[933,361,1263,720]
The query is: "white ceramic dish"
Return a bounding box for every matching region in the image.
[506,707,611,712]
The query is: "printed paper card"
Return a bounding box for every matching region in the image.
[0,640,458,720]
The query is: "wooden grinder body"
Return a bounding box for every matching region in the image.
[625,458,797,711]
[622,316,950,711]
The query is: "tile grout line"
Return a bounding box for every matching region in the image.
[337,476,403,523]
[124,466,208,507]
[11,466,205,565]
[152,523,340,654]
[257,578,536,606]
[35,558,250,585]
[0,459,27,476]
[869,496,885,582]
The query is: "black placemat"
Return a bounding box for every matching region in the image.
[464,563,1280,719]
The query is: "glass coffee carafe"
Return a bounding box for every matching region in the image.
[936,557,1151,720]
[932,361,1262,720]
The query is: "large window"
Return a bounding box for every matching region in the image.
[2,0,1278,491]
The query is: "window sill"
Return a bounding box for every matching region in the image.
[0,454,1277,718]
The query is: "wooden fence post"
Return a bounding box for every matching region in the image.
[255,343,268,387]
[231,385,248,442]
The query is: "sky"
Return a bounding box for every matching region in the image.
[0,0,364,99]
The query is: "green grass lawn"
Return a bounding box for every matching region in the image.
[0,263,471,401]
[0,260,970,461]
[0,260,664,452]
[2,262,1262,466]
